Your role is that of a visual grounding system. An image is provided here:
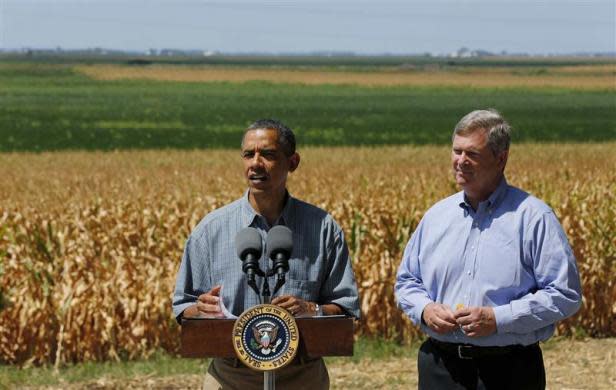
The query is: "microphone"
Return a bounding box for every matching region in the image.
[266,225,293,295]
[236,227,264,285]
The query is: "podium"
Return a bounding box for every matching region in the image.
[181,316,354,359]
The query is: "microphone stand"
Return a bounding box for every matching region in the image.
[261,270,274,390]
[260,268,286,390]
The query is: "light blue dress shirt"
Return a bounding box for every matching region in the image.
[173,191,360,320]
[395,178,582,346]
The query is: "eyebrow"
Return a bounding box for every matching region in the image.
[242,147,278,153]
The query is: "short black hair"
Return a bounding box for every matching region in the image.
[243,119,296,156]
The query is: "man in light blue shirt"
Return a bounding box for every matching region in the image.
[395,109,581,389]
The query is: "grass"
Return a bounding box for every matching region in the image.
[0,338,416,388]
[0,350,208,389]
[2,337,614,389]
[0,62,614,152]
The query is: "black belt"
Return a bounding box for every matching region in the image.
[429,338,537,360]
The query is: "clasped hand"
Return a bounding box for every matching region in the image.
[184,285,313,318]
[422,303,496,337]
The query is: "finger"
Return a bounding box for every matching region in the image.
[432,317,457,332]
[455,310,477,323]
[434,311,458,326]
[434,306,457,322]
[456,316,473,326]
[439,312,458,324]
[276,300,296,310]
[199,294,220,304]
[209,285,222,296]
[454,307,472,319]
[271,295,292,305]
[198,302,222,314]
[461,323,475,332]
[465,326,485,338]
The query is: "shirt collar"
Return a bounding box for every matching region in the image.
[458,176,509,212]
[486,177,509,210]
[240,189,294,228]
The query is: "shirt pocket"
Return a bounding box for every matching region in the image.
[281,278,320,302]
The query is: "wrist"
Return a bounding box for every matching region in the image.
[314,302,323,316]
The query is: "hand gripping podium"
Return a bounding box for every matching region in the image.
[181,316,355,359]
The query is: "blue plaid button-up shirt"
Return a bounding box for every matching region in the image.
[173,191,360,320]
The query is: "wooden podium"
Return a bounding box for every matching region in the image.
[181,316,355,359]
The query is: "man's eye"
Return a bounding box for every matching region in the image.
[242,152,254,159]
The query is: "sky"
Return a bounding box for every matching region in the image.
[1,0,614,55]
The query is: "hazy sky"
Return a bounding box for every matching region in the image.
[2,0,614,54]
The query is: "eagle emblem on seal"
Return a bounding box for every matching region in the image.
[251,320,283,355]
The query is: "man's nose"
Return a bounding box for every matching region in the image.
[250,153,264,167]
[458,152,470,166]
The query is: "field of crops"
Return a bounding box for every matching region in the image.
[1,143,614,365]
[0,61,614,152]
[0,57,614,366]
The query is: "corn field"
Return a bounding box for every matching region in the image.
[1,144,614,365]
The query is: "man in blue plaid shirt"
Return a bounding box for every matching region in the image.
[173,119,360,389]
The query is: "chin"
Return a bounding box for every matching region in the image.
[455,177,468,186]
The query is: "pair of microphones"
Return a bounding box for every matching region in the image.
[235,225,293,300]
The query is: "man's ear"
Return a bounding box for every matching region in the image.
[499,150,509,171]
[288,153,300,172]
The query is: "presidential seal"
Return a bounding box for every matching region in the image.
[232,304,299,371]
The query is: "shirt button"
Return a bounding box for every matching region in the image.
[467,271,471,275]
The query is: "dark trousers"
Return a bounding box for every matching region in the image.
[418,338,546,390]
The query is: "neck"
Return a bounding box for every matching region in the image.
[249,188,287,226]
[464,175,503,211]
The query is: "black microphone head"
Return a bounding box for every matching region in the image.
[266,225,293,259]
[236,227,263,260]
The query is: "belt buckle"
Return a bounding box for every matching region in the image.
[458,345,473,360]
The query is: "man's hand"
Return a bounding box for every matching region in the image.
[183,285,225,319]
[422,303,458,334]
[454,306,497,337]
[271,295,314,317]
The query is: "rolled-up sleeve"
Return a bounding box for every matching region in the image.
[320,223,361,319]
[172,231,211,322]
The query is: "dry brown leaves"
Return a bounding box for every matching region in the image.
[1,144,614,365]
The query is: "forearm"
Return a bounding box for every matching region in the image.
[494,287,582,334]
[395,272,433,325]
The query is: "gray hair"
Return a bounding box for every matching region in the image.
[243,118,296,156]
[452,109,511,155]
